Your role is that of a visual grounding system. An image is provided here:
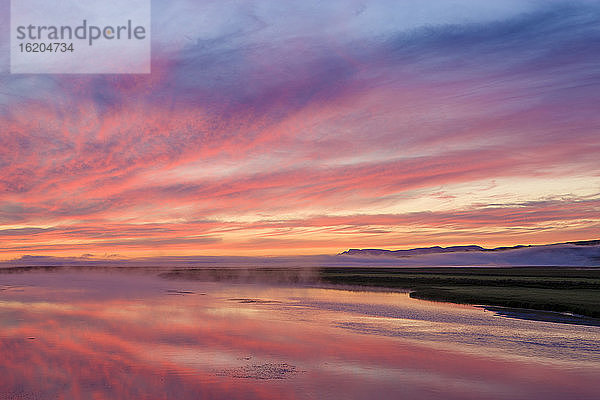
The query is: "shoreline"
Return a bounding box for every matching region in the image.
[319,266,600,323]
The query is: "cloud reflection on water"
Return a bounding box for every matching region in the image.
[0,269,599,399]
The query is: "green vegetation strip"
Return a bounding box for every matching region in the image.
[319,267,600,318]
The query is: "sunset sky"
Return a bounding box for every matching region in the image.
[1,0,599,259]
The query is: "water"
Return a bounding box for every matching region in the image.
[1,268,599,399]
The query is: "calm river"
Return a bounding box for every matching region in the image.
[1,268,599,399]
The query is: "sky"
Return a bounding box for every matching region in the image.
[0,0,599,259]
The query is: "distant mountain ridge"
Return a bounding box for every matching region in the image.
[336,240,600,266]
[1,240,598,269]
[338,240,600,257]
[340,245,485,257]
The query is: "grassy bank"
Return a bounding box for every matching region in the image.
[319,267,600,318]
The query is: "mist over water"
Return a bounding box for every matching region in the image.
[1,267,599,399]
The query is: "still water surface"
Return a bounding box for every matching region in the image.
[1,268,599,399]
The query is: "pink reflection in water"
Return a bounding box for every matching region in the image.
[0,269,599,400]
